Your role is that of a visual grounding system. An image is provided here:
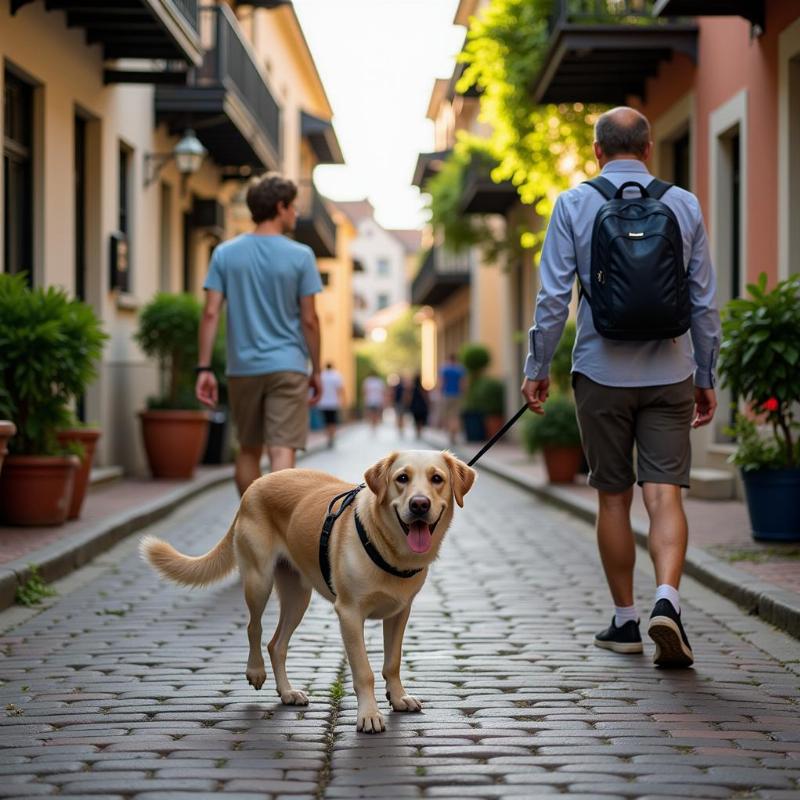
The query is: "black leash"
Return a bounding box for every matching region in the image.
[466,403,529,468]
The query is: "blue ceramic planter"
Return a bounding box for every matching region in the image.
[741,468,800,542]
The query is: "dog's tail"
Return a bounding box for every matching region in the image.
[140,514,237,587]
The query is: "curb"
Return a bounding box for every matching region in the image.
[451,445,800,641]
[0,441,328,612]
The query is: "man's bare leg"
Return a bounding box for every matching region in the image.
[267,445,295,473]
[235,446,263,496]
[596,487,636,607]
[642,483,687,589]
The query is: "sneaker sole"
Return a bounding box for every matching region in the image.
[648,616,694,667]
[593,638,644,654]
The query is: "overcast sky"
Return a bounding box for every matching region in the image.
[291,0,464,231]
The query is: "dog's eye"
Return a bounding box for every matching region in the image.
[396,474,409,483]
[431,474,444,484]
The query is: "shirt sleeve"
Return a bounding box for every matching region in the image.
[203,246,225,294]
[686,202,722,388]
[299,247,323,296]
[523,194,577,381]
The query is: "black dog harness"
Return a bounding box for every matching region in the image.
[318,484,422,597]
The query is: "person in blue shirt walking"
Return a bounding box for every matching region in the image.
[439,353,466,446]
[521,107,721,669]
[195,174,323,495]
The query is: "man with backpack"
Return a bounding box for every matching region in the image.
[521,107,721,668]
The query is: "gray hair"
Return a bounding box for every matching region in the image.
[595,107,651,158]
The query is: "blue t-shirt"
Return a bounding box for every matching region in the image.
[204,234,322,377]
[440,363,465,397]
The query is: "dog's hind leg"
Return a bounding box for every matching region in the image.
[268,560,312,706]
[241,557,274,691]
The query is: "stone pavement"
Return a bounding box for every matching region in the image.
[1,424,799,799]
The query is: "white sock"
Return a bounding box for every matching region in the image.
[614,605,639,627]
[655,584,680,614]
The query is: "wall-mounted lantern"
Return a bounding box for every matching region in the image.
[144,129,207,187]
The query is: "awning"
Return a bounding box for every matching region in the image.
[301,112,344,165]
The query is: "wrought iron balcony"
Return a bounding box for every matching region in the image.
[653,0,764,34]
[10,0,203,73]
[532,0,697,105]
[459,159,518,215]
[411,247,472,307]
[155,4,281,169]
[295,181,337,259]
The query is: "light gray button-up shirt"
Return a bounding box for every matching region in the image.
[523,159,721,388]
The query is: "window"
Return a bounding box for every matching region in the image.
[320,271,330,287]
[114,143,133,292]
[3,69,34,284]
[119,145,131,236]
[377,293,389,310]
[671,131,691,191]
[377,257,390,276]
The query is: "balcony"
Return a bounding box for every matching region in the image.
[301,112,344,165]
[411,247,471,307]
[459,159,518,215]
[532,0,698,105]
[11,0,203,76]
[295,181,337,259]
[653,0,764,33]
[155,4,281,170]
[412,149,451,189]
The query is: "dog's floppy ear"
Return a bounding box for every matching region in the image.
[442,451,476,508]
[364,452,399,504]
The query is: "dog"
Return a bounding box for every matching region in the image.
[140,450,476,733]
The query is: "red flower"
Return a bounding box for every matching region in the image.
[761,397,780,412]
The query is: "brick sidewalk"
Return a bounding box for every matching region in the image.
[1,423,798,798]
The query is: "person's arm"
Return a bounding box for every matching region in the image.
[686,200,721,427]
[196,289,224,408]
[300,294,322,405]
[521,194,576,413]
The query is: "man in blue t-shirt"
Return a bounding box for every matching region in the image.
[439,353,465,446]
[195,174,323,495]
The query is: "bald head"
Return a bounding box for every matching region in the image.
[594,107,652,162]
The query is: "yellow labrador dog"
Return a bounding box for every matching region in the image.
[141,450,475,733]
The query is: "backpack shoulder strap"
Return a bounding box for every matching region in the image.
[647,178,673,200]
[583,176,616,201]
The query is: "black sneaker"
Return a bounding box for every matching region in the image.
[647,599,694,668]
[594,617,643,654]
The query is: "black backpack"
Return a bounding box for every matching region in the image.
[580,176,691,341]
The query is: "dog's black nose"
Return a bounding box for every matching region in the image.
[409,495,431,517]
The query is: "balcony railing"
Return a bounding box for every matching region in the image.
[173,0,199,31]
[411,247,472,307]
[295,181,337,259]
[200,4,281,158]
[549,0,657,31]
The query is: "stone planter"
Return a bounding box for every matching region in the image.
[0,455,80,526]
[0,421,15,476]
[56,427,101,520]
[139,409,209,479]
[542,445,584,484]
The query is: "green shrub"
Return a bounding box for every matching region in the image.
[521,395,581,453]
[0,273,107,455]
[459,342,491,375]
[464,376,505,415]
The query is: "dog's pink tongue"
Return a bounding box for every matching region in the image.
[408,521,432,553]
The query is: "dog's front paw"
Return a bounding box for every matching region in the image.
[246,667,266,690]
[357,706,385,733]
[279,689,309,706]
[388,692,422,712]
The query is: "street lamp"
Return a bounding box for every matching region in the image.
[144,129,207,187]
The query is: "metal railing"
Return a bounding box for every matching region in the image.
[411,246,472,305]
[172,0,199,32]
[549,0,656,32]
[200,5,281,155]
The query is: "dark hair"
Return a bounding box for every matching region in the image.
[325,362,333,370]
[246,174,297,223]
[595,108,651,158]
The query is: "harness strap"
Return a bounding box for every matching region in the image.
[319,484,364,595]
[354,513,423,580]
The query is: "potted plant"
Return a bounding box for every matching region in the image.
[460,342,491,442]
[56,420,101,520]
[719,273,800,542]
[521,395,583,483]
[471,376,506,438]
[0,274,107,525]
[135,293,210,479]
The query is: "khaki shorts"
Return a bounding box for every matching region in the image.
[440,396,461,425]
[573,373,694,493]
[228,371,309,450]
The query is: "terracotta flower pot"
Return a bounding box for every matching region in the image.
[139,409,209,479]
[0,421,16,476]
[484,414,505,439]
[56,428,101,520]
[542,445,584,483]
[0,455,80,526]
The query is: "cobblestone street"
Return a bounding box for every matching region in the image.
[1,425,799,799]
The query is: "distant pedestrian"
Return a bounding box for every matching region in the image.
[521,107,720,668]
[407,374,429,440]
[196,173,322,496]
[439,353,466,445]
[392,375,409,437]
[318,362,345,448]
[362,371,386,431]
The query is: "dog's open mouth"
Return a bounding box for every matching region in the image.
[394,508,441,554]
